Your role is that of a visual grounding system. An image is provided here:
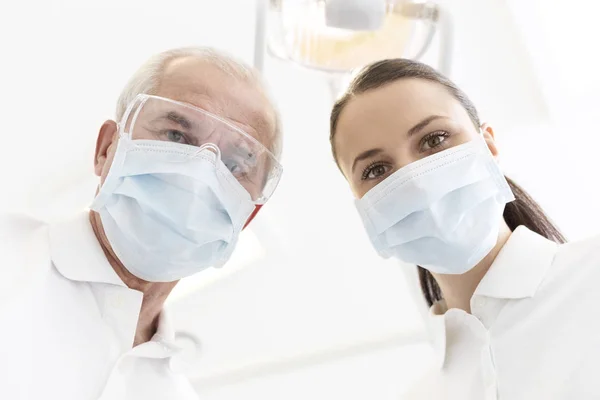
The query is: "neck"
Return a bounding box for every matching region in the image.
[89,211,178,346]
[431,220,512,313]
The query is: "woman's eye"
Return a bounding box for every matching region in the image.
[363,164,389,180]
[421,131,450,151]
[166,130,188,144]
[427,136,443,148]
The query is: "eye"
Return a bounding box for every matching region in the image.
[420,131,450,152]
[228,162,239,173]
[224,158,250,177]
[362,162,390,180]
[165,130,189,144]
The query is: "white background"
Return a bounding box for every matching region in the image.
[1,0,599,398]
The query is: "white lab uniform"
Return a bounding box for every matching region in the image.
[0,212,200,400]
[401,226,600,399]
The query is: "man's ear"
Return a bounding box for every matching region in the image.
[480,122,499,159]
[94,120,119,177]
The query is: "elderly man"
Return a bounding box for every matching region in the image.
[0,47,282,399]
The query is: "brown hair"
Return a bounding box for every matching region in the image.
[329,58,566,307]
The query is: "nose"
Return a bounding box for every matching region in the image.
[394,147,420,171]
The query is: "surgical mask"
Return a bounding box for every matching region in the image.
[90,94,282,282]
[355,136,514,275]
[90,138,256,282]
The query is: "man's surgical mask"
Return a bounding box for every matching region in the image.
[355,136,514,275]
[90,94,282,282]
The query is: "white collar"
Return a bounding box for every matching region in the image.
[428,226,560,369]
[473,226,558,300]
[49,211,127,287]
[48,211,180,350]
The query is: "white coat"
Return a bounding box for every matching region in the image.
[402,226,600,399]
[0,212,200,400]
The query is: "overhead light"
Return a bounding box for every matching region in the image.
[258,0,451,75]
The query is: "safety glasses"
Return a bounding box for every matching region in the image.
[119,94,283,204]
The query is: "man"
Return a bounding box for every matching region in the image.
[0,47,283,399]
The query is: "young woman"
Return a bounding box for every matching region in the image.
[329,59,600,398]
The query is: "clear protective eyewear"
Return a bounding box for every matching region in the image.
[119,94,283,204]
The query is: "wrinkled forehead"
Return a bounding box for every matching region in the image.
[154,57,277,152]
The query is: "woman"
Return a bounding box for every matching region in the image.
[329,59,600,398]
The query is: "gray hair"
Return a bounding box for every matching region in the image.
[116,46,282,158]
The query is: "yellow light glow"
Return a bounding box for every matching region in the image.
[277,1,419,71]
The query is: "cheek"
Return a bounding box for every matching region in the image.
[455,129,479,145]
[349,179,372,200]
[354,187,369,200]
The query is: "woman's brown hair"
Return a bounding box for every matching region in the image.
[329,58,566,307]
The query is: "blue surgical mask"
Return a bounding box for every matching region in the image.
[355,137,514,275]
[90,137,255,282]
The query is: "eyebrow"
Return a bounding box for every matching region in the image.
[407,115,446,137]
[350,115,447,173]
[164,111,193,130]
[351,148,384,174]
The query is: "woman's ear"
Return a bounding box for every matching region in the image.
[481,122,499,159]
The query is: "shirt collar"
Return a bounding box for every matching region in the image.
[130,309,195,374]
[48,212,194,367]
[428,301,448,370]
[473,226,558,300]
[49,211,127,287]
[428,226,559,369]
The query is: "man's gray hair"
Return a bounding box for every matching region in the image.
[116,46,282,158]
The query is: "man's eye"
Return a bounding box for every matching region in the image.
[224,159,247,176]
[165,130,188,144]
[228,162,239,173]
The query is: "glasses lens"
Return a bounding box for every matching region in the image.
[121,95,281,203]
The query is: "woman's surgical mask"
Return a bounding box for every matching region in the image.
[90,94,282,282]
[355,136,514,275]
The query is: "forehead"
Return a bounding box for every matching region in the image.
[334,79,472,170]
[154,57,276,148]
